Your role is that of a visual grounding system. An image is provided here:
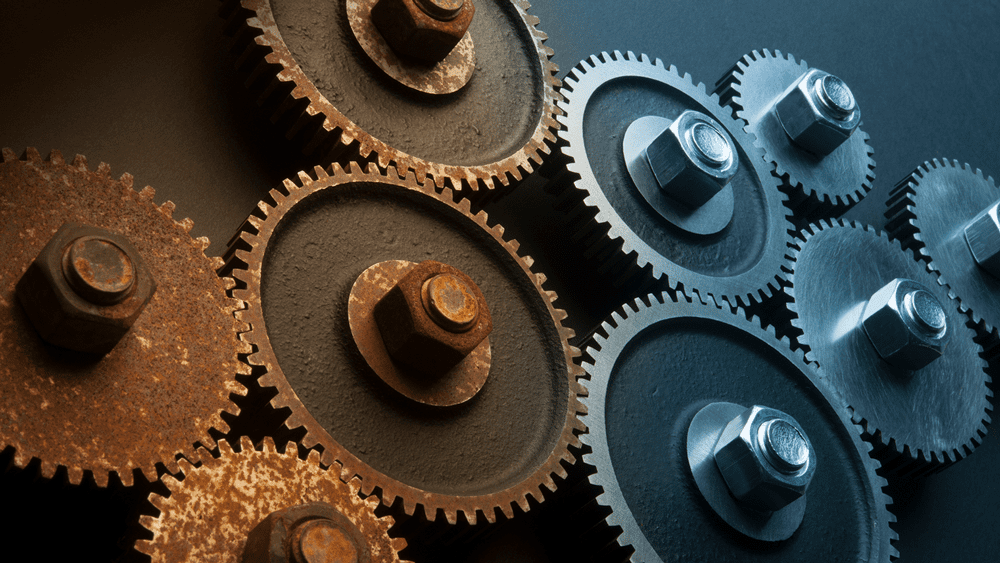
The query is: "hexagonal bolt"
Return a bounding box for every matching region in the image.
[861,278,949,371]
[16,222,156,355]
[713,405,816,512]
[965,200,1000,278]
[644,110,739,208]
[373,260,492,376]
[774,69,861,157]
[371,0,475,64]
[242,502,366,563]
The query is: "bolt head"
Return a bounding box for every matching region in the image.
[242,502,365,563]
[371,0,475,64]
[965,201,1000,278]
[861,278,949,371]
[644,110,738,209]
[373,260,491,376]
[713,405,816,512]
[774,69,861,157]
[15,222,156,355]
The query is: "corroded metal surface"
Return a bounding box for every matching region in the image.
[348,259,491,406]
[224,163,585,525]
[0,148,248,486]
[221,0,561,190]
[349,0,476,94]
[136,437,407,562]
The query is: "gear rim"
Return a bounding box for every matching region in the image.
[225,162,585,525]
[557,50,794,308]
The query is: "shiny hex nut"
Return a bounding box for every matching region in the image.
[965,200,1000,278]
[371,0,475,64]
[644,110,739,208]
[15,222,156,355]
[713,405,816,512]
[774,69,861,157]
[861,278,949,371]
[373,260,491,376]
[242,502,366,563]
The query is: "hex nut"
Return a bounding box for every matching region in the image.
[774,69,861,157]
[644,110,738,208]
[861,278,949,371]
[242,502,365,563]
[15,222,156,355]
[371,0,475,64]
[713,405,816,512]
[373,260,491,376]
[965,201,1000,278]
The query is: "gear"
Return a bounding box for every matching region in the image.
[136,436,408,562]
[0,148,247,487]
[579,291,897,562]
[556,51,793,309]
[224,162,586,526]
[786,219,991,477]
[715,50,875,222]
[218,0,561,191]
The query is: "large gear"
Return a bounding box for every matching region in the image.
[219,0,561,190]
[224,162,586,526]
[0,148,247,487]
[136,436,408,562]
[786,219,991,477]
[579,291,897,562]
[557,51,794,308]
[715,50,875,222]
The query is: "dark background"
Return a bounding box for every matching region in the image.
[1,1,997,561]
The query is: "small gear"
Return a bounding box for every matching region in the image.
[136,436,408,562]
[224,162,585,526]
[579,291,897,562]
[219,0,561,191]
[0,148,247,487]
[715,49,875,222]
[556,51,793,309]
[880,160,1000,350]
[786,219,991,477]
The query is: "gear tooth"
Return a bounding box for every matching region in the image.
[218,439,235,456]
[39,460,56,479]
[2,147,17,161]
[24,147,42,162]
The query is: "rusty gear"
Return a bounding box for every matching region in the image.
[223,162,586,525]
[0,148,247,487]
[219,0,561,191]
[136,436,408,562]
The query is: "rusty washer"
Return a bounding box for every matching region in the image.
[371,0,475,64]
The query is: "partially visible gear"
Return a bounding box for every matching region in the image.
[579,291,897,562]
[224,162,586,526]
[787,219,991,477]
[219,0,561,190]
[136,436,408,562]
[715,49,875,222]
[0,148,247,487]
[557,51,793,309]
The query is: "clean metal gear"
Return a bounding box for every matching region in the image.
[136,436,408,562]
[579,291,897,562]
[0,148,247,487]
[219,0,561,191]
[715,50,875,222]
[786,219,991,477]
[223,162,586,526]
[556,50,793,309]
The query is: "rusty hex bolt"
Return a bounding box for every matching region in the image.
[16,222,156,355]
[242,502,366,563]
[373,260,491,376]
[370,0,475,64]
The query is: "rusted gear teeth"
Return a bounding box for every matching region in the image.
[786,219,992,478]
[223,161,586,528]
[556,51,794,310]
[0,148,248,487]
[579,290,898,562]
[218,0,561,192]
[715,49,876,224]
[136,436,409,562]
